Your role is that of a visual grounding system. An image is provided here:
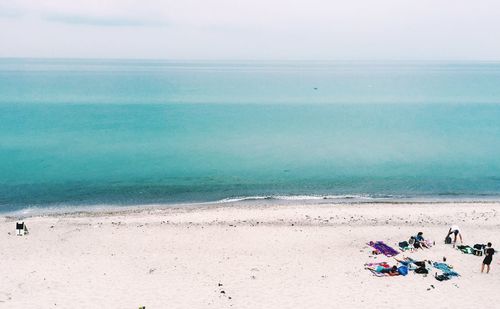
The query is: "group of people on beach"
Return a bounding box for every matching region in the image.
[445,225,495,274]
[366,225,495,276]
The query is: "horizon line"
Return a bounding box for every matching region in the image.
[1,56,500,63]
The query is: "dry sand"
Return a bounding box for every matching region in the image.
[1,202,499,308]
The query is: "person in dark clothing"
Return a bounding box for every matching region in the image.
[379,266,398,274]
[415,232,429,249]
[481,242,495,274]
[366,265,400,276]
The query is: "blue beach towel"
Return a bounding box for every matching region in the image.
[433,262,459,277]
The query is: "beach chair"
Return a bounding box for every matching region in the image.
[399,241,413,252]
[473,244,485,256]
[16,222,28,236]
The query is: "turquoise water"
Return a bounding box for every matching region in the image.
[1,59,500,212]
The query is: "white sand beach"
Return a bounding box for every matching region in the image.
[1,202,499,308]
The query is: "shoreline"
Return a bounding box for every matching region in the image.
[3,198,500,220]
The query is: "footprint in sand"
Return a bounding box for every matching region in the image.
[0,292,12,303]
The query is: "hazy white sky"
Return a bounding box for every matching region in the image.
[1,0,499,60]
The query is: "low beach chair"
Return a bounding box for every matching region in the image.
[398,241,413,252]
[16,222,28,236]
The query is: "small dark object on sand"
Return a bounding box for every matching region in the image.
[16,222,29,236]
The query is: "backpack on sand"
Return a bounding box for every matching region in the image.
[415,267,428,274]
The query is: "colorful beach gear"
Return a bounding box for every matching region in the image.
[364,262,408,277]
[368,241,399,257]
[433,262,459,278]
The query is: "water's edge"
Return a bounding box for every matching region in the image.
[4,195,500,219]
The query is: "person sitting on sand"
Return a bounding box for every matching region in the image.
[408,233,427,250]
[367,265,399,276]
[415,232,429,249]
[481,242,495,274]
[446,225,463,247]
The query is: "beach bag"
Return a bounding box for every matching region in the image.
[399,241,409,248]
[473,244,484,250]
[435,274,450,281]
[445,236,452,244]
[414,261,426,268]
[415,267,428,274]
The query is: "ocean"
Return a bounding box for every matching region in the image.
[1,59,500,213]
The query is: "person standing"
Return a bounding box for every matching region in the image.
[481,242,495,274]
[446,225,463,248]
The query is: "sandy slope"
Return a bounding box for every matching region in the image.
[1,202,499,308]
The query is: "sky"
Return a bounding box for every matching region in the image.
[1,0,499,60]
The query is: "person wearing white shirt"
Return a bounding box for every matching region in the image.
[446,225,463,247]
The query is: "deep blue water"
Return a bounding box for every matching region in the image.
[1,59,500,212]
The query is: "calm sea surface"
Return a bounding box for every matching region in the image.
[1,59,499,212]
